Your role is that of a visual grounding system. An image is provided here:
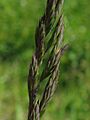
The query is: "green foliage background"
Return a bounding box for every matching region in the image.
[0,0,90,120]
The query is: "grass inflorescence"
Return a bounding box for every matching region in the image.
[27,0,67,120]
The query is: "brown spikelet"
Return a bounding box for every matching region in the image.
[28,55,38,120]
[44,0,64,35]
[35,16,45,64]
[35,101,40,120]
[39,50,61,112]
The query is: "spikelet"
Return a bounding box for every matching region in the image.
[35,16,45,64]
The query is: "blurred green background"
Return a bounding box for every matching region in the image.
[0,0,90,120]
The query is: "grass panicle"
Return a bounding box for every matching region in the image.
[27,0,67,119]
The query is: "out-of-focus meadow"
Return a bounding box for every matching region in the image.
[0,0,90,120]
